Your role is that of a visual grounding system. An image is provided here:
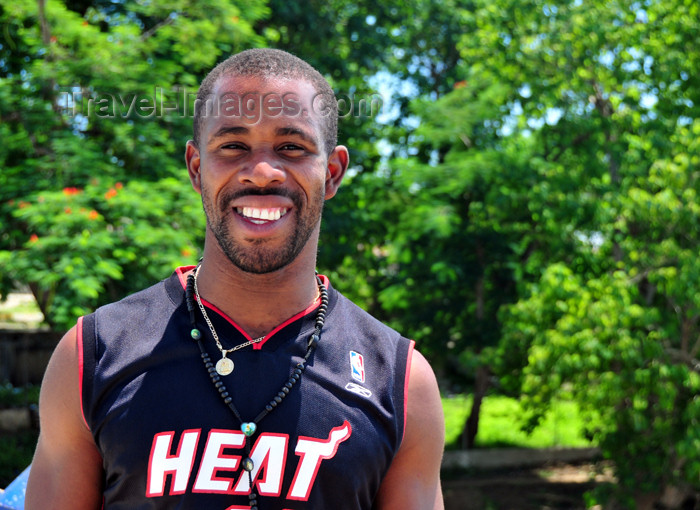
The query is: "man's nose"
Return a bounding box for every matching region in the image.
[238,152,286,187]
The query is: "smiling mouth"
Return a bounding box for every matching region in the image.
[236,206,289,224]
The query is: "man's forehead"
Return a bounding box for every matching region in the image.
[212,73,317,98]
[200,78,324,145]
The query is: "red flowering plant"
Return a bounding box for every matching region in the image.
[2,179,202,331]
[0,0,263,331]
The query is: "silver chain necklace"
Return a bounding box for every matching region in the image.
[192,266,265,376]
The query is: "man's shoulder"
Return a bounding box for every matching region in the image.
[329,286,408,343]
[90,271,181,321]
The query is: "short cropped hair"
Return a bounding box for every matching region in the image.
[193,48,338,155]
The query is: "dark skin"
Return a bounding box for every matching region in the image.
[26,75,444,510]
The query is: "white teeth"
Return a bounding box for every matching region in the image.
[236,207,288,222]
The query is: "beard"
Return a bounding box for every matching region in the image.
[201,184,325,274]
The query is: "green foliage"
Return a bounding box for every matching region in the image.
[462,1,700,498]
[349,0,700,505]
[0,0,267,328]
[498,265,699,502]
[2,179,202,329]
[0,0,450,332]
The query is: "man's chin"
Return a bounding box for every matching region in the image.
[224,246,299,275]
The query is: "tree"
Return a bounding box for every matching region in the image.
[0,0,457,331]
[370,0,699,505]
[0,0,267,329]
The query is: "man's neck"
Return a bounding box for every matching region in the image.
[194,247,320,340]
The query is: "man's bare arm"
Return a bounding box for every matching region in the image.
[374,349,445,510]
[25,326,104,510]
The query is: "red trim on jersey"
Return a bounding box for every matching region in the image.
[403,340,415,442]
[76,316,90,431]
[225,507,295,510]
[174,266,329,349]
[175,265,195,288]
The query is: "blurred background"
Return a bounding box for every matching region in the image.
[0,0,698,508]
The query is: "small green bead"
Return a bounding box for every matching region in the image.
[190,328,201,340]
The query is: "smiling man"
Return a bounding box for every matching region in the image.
[26,49,444,510]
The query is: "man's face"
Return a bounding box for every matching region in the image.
[186,75,346,274]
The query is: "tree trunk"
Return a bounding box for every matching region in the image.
[461,365,490,449]
[28,281,52,329]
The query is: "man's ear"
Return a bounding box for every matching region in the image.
[185,140,202,193]
[325,145,349,200]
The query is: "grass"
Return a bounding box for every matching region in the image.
[443,394,597,449]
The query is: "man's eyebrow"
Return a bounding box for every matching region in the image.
[208,126,249,144]
[276,126,317,146]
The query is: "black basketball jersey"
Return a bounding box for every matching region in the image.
[79,267,414,509]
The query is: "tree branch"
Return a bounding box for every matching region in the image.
[680,314,698,354]
[459,133,473,148]
[141,15,177,41]
[690,335,700,360]
[37,0,51,46]
[665,346,700,374]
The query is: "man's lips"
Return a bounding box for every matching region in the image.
[235,206,289,224]
[226,190,298,226]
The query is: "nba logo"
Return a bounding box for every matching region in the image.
[349,351,365,383]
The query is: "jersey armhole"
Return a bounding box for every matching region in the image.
[401,340,416,444]
[78,314,96,433]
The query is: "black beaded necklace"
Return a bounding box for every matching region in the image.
[184,266,328,510]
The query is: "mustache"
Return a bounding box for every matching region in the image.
[219,187,302,211]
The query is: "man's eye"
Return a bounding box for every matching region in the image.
[279,144,304,152]
[222,142,247,150]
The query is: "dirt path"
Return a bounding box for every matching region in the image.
[442,462,613,510]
